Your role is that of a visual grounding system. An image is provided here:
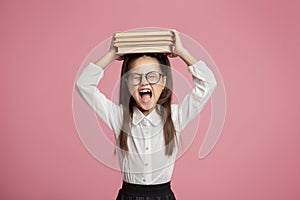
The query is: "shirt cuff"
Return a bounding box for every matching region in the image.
[76,62,105,87]
[87,62,105,74]
[188,60,215,82]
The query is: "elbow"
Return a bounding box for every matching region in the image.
[211,79,217,93]
[207,79,217,96]
[75,77,85,93]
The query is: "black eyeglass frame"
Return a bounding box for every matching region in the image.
[126,71,165,86]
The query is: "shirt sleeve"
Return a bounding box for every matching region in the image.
[172,60,217,133]
[75,62,123,136]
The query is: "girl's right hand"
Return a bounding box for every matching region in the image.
[109,36,123,61]
[94,36,123,69]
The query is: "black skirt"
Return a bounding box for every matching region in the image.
[116,181,176,200]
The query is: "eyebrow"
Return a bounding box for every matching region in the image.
[129,70,162,74]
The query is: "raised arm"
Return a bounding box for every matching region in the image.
[75,38,123,135]
[169,30,217,132]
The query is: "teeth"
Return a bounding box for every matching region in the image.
[140,89,151,93]
[139,89,152,98]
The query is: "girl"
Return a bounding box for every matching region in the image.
[76,30,217,200]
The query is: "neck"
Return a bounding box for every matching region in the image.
[138,106,156,116]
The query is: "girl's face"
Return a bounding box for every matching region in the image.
[127,56,166,116]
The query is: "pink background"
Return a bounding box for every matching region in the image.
[1,0,300,199]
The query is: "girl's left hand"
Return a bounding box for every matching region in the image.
[166,29,197,66]
[167,29,186,58]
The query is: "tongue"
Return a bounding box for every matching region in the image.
[141,94,151,103]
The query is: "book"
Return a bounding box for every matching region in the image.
[116,45,173,54]
[113,29,175,55]
[114,29,174,38]
[114,41,173,47]
[113,36,173,43]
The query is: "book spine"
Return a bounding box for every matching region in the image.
[114,37,174,43]
[114,30,174,38]
[116,45,173,55]
[114,41,173,47]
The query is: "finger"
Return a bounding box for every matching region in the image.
[172,29,179,38]
[166,53,177,58]
[116,54,124,61]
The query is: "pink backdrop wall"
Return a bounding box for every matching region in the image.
[1,0,300,199]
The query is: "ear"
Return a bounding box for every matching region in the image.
[162,76,167,89]
[163,76,167,86]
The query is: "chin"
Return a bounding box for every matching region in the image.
[137,103,156,112]
[134,98,158,115]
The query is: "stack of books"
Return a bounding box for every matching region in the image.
[113,29,175,55]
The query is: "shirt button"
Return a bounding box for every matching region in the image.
[143,178,146,182]
[145,163,148,166]
[142,119,148,126]
[145,147,149,150]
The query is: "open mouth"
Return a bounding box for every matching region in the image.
[139,88,152,103]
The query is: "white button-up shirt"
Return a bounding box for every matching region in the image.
[76,60,217,185]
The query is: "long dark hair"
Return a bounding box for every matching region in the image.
[118,53,177,156]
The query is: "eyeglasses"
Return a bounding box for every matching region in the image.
[126,71,165,86]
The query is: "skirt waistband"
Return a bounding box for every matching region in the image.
[121,181,171,193]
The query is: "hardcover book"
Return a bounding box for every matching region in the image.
[113,29,175,55]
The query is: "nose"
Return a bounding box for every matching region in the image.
[140,74,149,85]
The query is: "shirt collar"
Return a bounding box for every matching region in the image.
[132,106,162,126]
